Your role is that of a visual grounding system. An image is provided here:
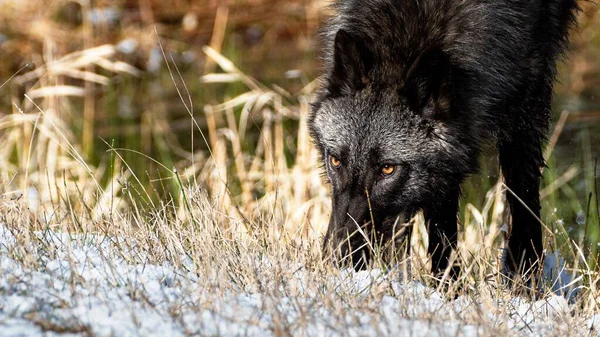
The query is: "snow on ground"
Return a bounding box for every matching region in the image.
[0,224,595,337]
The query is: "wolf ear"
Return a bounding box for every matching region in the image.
[327,29,374,96]
[402,49,455,119]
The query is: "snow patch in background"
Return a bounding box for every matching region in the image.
[541,251,582,301]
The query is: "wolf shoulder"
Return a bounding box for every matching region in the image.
[324,0,579,64]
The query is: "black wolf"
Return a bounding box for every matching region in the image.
[309,0,579,277]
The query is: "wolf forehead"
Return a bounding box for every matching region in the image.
[310,96,423,158]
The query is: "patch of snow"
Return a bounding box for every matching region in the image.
[541,252,582,302]
[0,224,592,336]
[588,314,600,333]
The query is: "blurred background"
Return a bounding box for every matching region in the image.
[0,0,598,261]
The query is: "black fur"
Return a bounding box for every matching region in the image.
[309,0,579,277]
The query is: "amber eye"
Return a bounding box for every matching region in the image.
[329,155,342,168]
[381,164,395,176]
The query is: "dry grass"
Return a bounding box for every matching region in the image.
[1,42,599,335]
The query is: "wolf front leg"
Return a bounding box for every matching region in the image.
[499,126,545,277]
[424,187,460,278]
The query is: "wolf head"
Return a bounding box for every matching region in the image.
[309,29,476,269]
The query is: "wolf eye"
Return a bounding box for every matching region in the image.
[381,164,395,176]
[329,155,342,168]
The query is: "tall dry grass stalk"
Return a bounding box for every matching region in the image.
[194,46,330,248]
[1,44,139,223]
